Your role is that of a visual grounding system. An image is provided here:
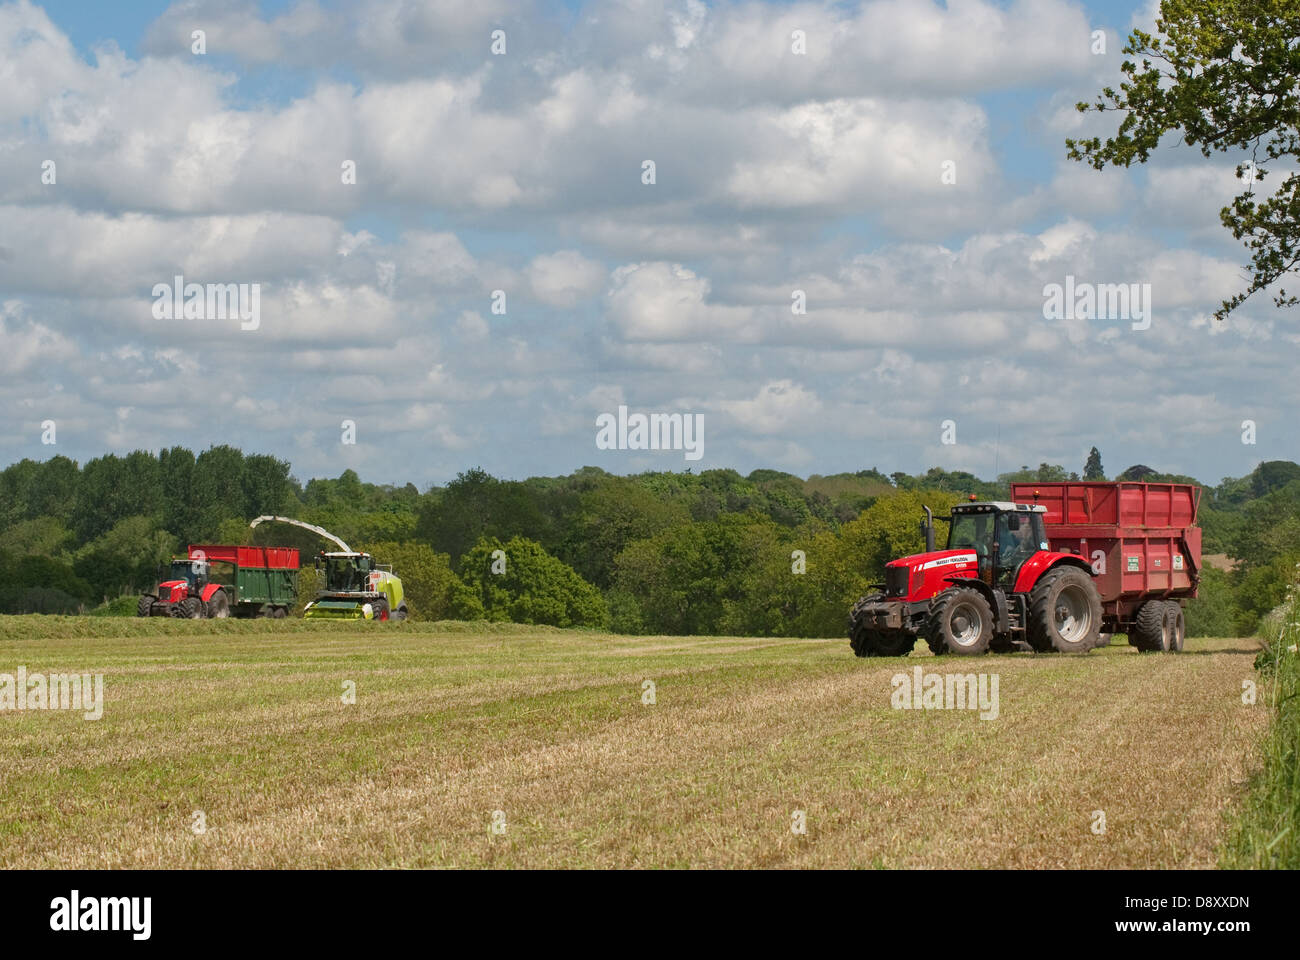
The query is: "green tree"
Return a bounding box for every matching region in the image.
[454,536,608,628]
[192,445,246,538]
[73,515,177,600]
[611,514,787,636]
[241,453,294,519]
[417,468,548,562]
[0,517,74,558]
[159,447,199,540]
[0,550,94,614]
[1233,552,1300,634]
[1068,0,1300,319]
[1184,565,1239,637]
[1084,446,1105,480]
[557,476,690,588]
[798,489,965,636]
[361,540,463,621]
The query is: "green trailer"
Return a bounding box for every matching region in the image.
[185,544,301,618]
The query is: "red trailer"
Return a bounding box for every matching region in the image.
[1009,482,1200,650]
[847,481,1202,657]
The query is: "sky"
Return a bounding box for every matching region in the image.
[0,0,1294,489]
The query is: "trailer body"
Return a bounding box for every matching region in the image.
[1008,482,1201,633]
[186,544,300,617]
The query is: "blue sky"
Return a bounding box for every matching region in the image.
[0,0,1293,489]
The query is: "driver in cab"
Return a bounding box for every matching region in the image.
[998,516,1037,569]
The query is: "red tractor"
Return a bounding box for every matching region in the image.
[849,482,1201,657]
[137,555,231,619]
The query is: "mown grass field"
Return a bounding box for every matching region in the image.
[0,616,1269,868]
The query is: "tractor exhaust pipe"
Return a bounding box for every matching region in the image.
[921,506,935,553]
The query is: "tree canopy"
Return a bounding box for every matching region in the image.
[1068,0,1300,319]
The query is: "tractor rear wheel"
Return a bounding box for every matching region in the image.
[137,595,154,617]
[1130,601,1170,652]
[1028,566,1102,653]
[1165,602,1185,652]
[206,591,230,619]
[927,588,994,655]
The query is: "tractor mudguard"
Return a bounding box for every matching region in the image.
[1012,553,1093,594]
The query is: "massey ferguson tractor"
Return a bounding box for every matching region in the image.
[849,481,1201,656]
[138,554,229,619]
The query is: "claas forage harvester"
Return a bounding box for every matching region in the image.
[302,551,407,621]
[849,481,1201,656]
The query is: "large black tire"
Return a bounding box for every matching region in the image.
[1130,600,1169,652]
[850,623,915,657]
[1166,602,1185,652]
[206,590,230,619]
[926,588,994,656]
[272,606,287,619]
[178,596,204,619]
[1028,566,1102,653]
[394,604,409,622]
[372,598,391,621]
[137,595,154,617]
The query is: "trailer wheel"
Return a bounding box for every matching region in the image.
[927,588,993,655]
[137,595,154,617]
[1165,602,1185,652]
[272,607,287,619]
[1028,566,1102,653]
[1130,601,1170,652]
[206,591,230,619]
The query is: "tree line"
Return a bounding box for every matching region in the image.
[0,445,1296,638]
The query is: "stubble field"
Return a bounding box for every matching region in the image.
[0,617,1266,868]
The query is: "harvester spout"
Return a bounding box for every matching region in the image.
[249,516,352,553]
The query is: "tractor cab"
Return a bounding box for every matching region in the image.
[945,501,1049,587]
[317,552,375,594]
[167,557,209,590]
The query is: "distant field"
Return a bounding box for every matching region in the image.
[0,617,1268,868]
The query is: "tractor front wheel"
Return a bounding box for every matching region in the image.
[137,595,154,617]
[178,597,204,619]
[1029,566,1102,653]
[850,623,914,657]
[927,588,994,655]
